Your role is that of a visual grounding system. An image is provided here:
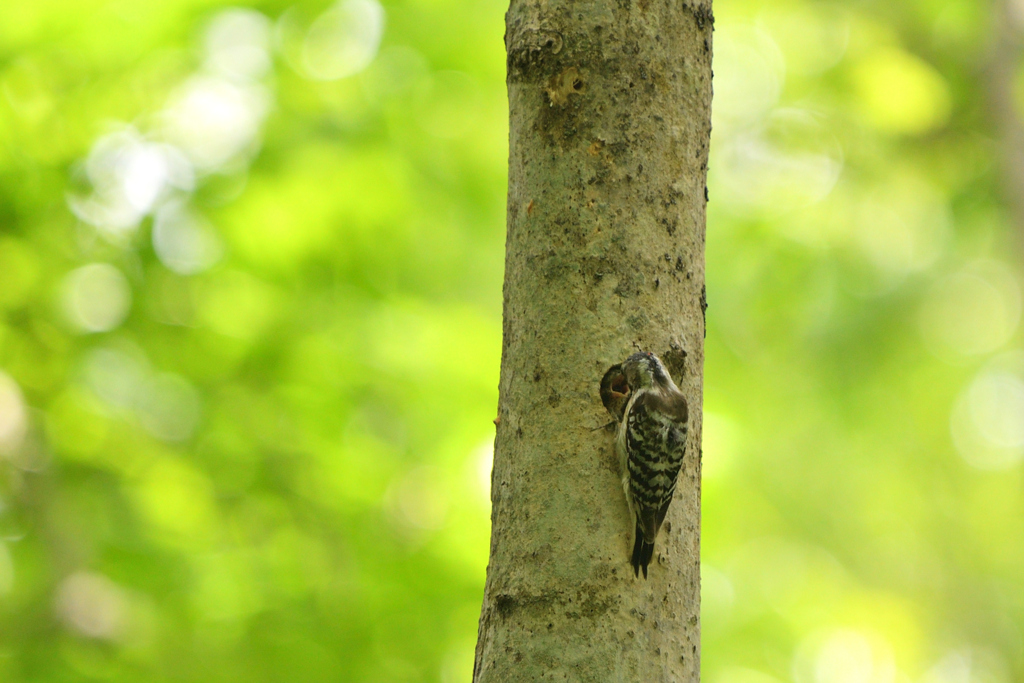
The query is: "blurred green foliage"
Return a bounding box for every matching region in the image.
[1,0,1023,681]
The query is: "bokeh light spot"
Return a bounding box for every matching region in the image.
[204,9,272,82]
[55,572,128,641]
[794,629,896,683]
[951,353,1024,470]
[132,457,217,548]
[299,0,385,81]
[136,373,202,442]
[920,261,1021,361]
[83,346,149,412]
[62,263,132,333]
[711,25,784,132]
[852,47,951,135]
[855,178,950,278]
[759,6,849,76]
[162,76,269,170]
[920,649,1010,683]
[68,129,193,239]
[714,107,843,215]
[153,201,224,275]
[0,372,27,456]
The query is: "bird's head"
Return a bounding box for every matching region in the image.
[621,351,672,391]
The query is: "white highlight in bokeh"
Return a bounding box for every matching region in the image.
[69,8,274,254]
[83,346,150,412]
[758,6,849,77]
[793,629,896,683]
[63,263,132,333]
[920,648,1009,683]
[135,373,202,442]
[967,375,1024,449]
[55,572,129,640]
[153,201,224,275]
[920,260,1021,361]
[204,9,273,82]
[0,372,27,456]
[361,45,429,101]
[951,352,1024,470]
[83,346,202,443]
[68,128,194,238]
[162,76,269,170]
[714,108,843,214]
[855,179,951,279]
[815,631,894,683]
[711,25,784,133]
[300,0,385,81]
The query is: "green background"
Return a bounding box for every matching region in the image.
[1,0,1023,681]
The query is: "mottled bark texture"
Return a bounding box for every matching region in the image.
[472,0,712,680]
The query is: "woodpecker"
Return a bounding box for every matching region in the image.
[606,351,688,578]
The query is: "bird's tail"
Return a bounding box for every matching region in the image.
[631,521,655,579]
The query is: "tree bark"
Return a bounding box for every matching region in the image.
[472,0,712,679]
[987,0,1024,245]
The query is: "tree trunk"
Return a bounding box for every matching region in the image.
[473,0,712,680]
[987,0,1024,242]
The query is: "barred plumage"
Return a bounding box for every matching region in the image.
[606,351,688,578]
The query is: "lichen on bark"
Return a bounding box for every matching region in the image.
[474,0,712,679]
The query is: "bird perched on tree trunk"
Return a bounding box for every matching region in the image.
[601,351,689,578]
